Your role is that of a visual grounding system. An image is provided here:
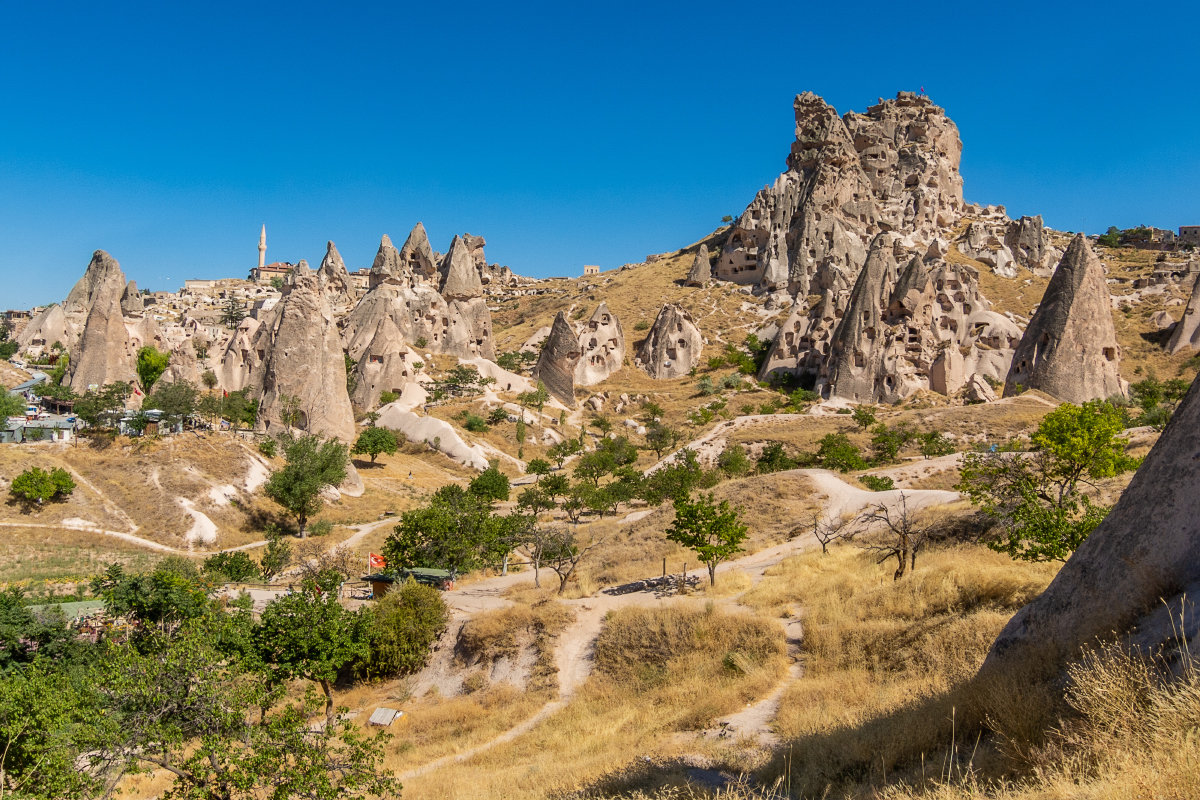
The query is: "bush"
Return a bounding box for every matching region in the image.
[468,465,510,502]
[307,519,333,537]
[258,438,277,458]
[202,551,260,583]
[414,337,428,349]
[859,474,895,492]
[378,390,399,406]
[355,579,449,679]
[9,466,75,506]
[757,442,798,474]
[633,320,650,331]
[462,412,488,433]
[696,376,717,397]
[918,431,955,459]
[717,444,752,476]
[817,434,867,472]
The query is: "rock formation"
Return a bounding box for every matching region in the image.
[534,312,582,406]
[66,251,136,391]
[15,303,74,355]
[439,235,484,300]
[982,373,1200,681]
[245,270,356,443]
[635,304,703,380]
[685,244,712,287]
[346,312,422,409]
[318,241,355,306]
[121,281,144,315]
[367,234,404,289]
[761,235,1018,402]
[574,303,625,386]
[1004,235,1126,403]
[717,91,964,296]
[398,223,438,284]
[1168,272,1200,354]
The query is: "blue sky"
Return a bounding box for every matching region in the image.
[1,1,1197,308]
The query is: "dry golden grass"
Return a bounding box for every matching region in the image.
[0,524,161,587]
[457,601,575,692]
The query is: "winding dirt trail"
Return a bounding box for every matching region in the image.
[397,469,962,779]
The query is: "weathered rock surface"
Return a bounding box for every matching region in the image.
[762,234,1016,402]
[121,281,144,315]
[66,251,136,391]
[685,244,712,287]
[318,241,355,307]
[982,373,1200,681]
[15,303,74,355]
[575,303,625,386]
[398,223,438,284]
[1168,272,1200,354]
[246,270,356,443]
[635,304,703,380]
[368,234,404,289]
[439,235,484,300]
[1005,235,1126,403]
[717,91,964,296]
[533,311,581,406]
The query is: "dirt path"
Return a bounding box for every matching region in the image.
[397,470,962,779]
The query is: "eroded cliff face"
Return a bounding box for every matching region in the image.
[635,304,703,380]
[534,311,582,406]
[66,250,136,391]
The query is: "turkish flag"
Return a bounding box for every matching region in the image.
[368,553,386,570]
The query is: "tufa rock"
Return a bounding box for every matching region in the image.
[964,373,998,403]
[66,251,136,391]
[1168,272,1200,354]
[439,235,484,300]
[368,234,404,289]
[16,303,75,355]
[574,302,625,386]
[635,304,703,380]
[685,244,712,287]
[318,241,355,306]
[533,311,582,407]
[981,373,1200,682]
[1004,235,1126,403]
[398,223,438,284]
[121,281,144,315]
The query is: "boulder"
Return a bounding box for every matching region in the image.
[66,251,136,391]
[684,244,711,287]
[574,302,625,386]
[533,312,581,407]
[964,373,997,403]
[982,373,1200,682]
[1005,235,1126,403]
[1151,310,1176,332]
[635,304,703,380]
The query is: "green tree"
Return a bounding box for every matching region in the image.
[135,345,170,393]
[255,576,368,723]
[666,492,749,586]
[91,559,212,636]
[203,551,261,583]
[220,296,246,329]
[574,436,638,487]
[756,441,797,474]
[264,435,349,538]
[259,530,293,580]
[383,485,525,573]
[355,579,448,679]
[0,390,24,419]
[9,466,74,507]
[869,423,915,464]
[957,400,1140,561]
[644,419,679,459]
[818,433,867,471]
[145,379,198,428]
[548,438,581,469]
[517,381,550,415]
[352,426,399,463]
[526,458,552,479]
[851,405,877,430]
[74,383,131,430]
[716,443,752,476]
[918,431,955,459]
[469,464,511,502]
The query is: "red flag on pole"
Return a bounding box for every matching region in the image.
[368,553,386,570]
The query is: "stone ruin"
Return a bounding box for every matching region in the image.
[1005,235,1126,403]
[635,304,703,380]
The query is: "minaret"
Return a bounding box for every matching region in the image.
[258,224,267,269]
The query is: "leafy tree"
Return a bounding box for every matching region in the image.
[9,466,74,507]
[354,579,448,679]
[0,390,24,418]
[279,393,303,432]
[526,458,552,479]
[203,550,261,583]
[818,433,867,471]
[666,492,749,586]
[146,379,198,428]
[383,485,525,573]
[135,345,170,393]
[0,589,83,673]
[957,400,1140,561]
[469,464,511,502]
[641,400,665,421]
[574,436,638,487]
[716,443,752,476]
[222,388,258,429]
[757,441,798,474]
[259,530,293,580]
[1098,226,1120,247]
[264,435,349,538]
[255,577,368,723]
[517,381,550,415]
[91,559,212,635]
[851,406,877,430]
[918,431,955,459]
[487,406,509,425]
[644,419,679,458]
[540,473,569,503]
[462,411,488,432]
[548,437,581,469]
[540,527,601,595]
[590,415,613,436]
[352,426,399,463]
[869,423,915,464]
[641,448,703,505]
[74,383,130,430]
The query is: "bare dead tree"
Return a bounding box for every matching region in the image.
[798,510,854,554]
[856,493,930,580]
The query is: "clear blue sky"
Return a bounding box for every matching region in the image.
[2,1,1197,308]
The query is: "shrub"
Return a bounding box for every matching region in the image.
[756,442,798,474]
[817,433,867,472]
[696,376,717,396]
[414,337,428,349]
[633,320,650,331]
[378,390,399,406]
[918,431,955,459]
[462,412,488,433]
[859,474,895,492]
[354,579,449,679]
[202,551,260,583]
[720,373,743,391]
[717,444,752,476]
[258,438,277,458]
[9,466,75,506]
[307,519,333,537]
